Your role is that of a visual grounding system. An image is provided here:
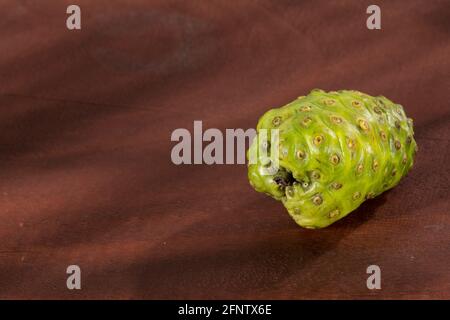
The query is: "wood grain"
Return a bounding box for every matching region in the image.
[0,0,448,299]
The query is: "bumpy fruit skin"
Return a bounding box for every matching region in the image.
[247,89,417,229]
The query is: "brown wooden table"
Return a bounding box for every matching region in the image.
[0,0,448,299]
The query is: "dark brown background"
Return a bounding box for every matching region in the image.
[0,0,448,299]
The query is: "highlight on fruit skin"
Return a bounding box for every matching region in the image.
[247,89,417,229]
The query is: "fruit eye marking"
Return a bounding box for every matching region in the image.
[372,159,379,171]
[302,117,312,126]
[311,171,321,180]
[373,106,382,114]
[391,169,397,176]
[323,99,336,106]
[347,138,356,149]
[394,140,402,150]
[352,100,362,108]
[331,182,343,190]
[402,155,408,164]
[296,150,306,160]
[313,135,324,145]
[395,120,401,129]
[328,209,340,218]
[380,131,387,141]
[352,192,361,200]
[358,119,369,131]
[312,194,323,205]
[356,163,364,174]
[331,116,343,124]
[366,192,375,199]
[300,105,312,112]
[330,154,340,165]
[406,136,412,144]
[272,116,282,127]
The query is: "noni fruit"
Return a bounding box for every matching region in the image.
[247,89,417,229]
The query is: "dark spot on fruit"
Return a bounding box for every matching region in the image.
[273,169,296,189]
[274,176,287,187]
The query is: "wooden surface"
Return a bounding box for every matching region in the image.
[0,0,449,299]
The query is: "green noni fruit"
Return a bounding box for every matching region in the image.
[247,89,417,229]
